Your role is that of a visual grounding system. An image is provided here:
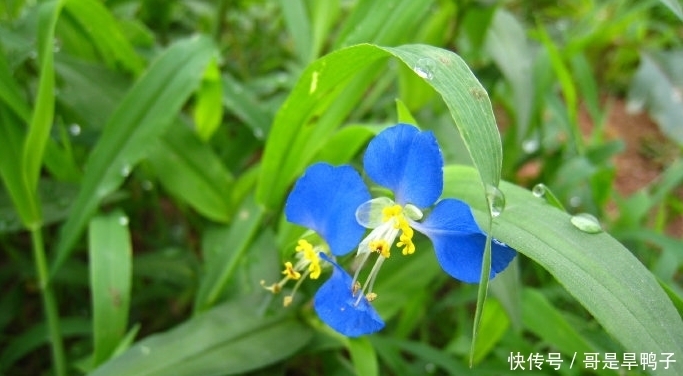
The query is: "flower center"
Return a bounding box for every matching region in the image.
[261,239,325,306]
[351,199,423,304]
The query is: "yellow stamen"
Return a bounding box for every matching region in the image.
[369,239,391,258]
[366,292,377,302]
[260,280,282,293]
[283,295,293,307]
[282,261,301,280]
[382,204,403,222]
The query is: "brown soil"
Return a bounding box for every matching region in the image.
[589,99,682,237]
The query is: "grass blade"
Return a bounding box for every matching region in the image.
[88,209,132,366]
[52,35,215,275]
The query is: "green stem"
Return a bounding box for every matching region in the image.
[31,227,66,376]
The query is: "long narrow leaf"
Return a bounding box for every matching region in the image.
[52,36,215,275]
[444,164,683,374]
[257,43,502,209]
[90,298,313,376]
[22,0,63,207]
[88,209,132,366]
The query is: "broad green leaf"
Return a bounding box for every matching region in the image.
[194,196,264,312]
[52,35,215,276]
[148,122,234,223]
[193,59,223,141]
[627,50,683,147]
[347,337,378,376]
[88,209,132,366]
[90,298,313,376]
[257,43,502,209]
[22,0,63,211]
[444,164,683,374]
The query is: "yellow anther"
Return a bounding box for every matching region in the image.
[382,204,403,222]
[369,239,391,258]
[309,260,322,279]
[260,280,282,294]
[366,292,378,302]
[282,262,301,280]
[283,295,294,307]
[352,281,362,295]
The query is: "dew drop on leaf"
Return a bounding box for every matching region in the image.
[485,184,505,217]
[570,213,602,234]
[120,164,132,177]
[413,58,436,80]
[119,216,129,226]
[532,184,546,198]
[68,123,81,136]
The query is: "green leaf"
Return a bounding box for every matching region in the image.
[444,164,683,373]
[88,209,132,366]
[193,59,223,141]
[257,43,502,209]
[521,289,595,355]
[471,298,509,365]
[194,196,265,312]
[657,0,683,21]
[90,298,313,376]
[52,35,215,276]
[63,0,145,74]
[278,0,312,63]
[22,0,63,212]
[0,107,40,228]
[628,50,683,146]
[347,337,378,376]
[148,122,234,223]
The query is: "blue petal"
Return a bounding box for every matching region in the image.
[412,199,516,283]
[314,254,384,337]
[363,124,443,208]
[285,163,371,256]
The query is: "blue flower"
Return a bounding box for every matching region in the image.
[313,254,384,337]
[276,124,516,338]
[352,124,516,299]
[262,163,372,307]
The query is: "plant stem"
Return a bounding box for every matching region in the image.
[31,227,66,376]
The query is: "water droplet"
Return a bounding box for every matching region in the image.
[485,184,505,217]
[53,39,61,53]
[238,209,250,220]
[253,128,264,139]
[570,213,602,234]
[68,123,81,136]
[118,216,129,226]
[522,139,539,154]
[569,196,582,208]
[672,88,682,103]
[413,58,436,80]
[120,164,132,177]
[532,183,546,198]
[141,180,154,191]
